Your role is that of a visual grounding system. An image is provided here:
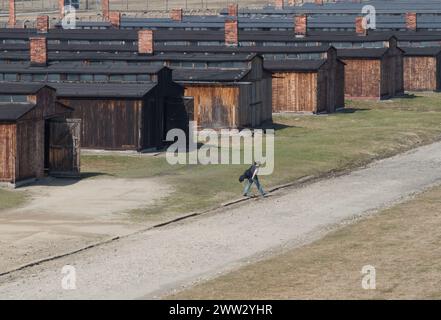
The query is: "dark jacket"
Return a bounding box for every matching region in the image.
[239,164,257,183]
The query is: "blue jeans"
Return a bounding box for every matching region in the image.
[243,177,266,196]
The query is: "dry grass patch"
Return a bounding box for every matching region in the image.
[0,189,27,211]
[169,185,441,300]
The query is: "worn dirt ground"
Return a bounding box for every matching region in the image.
[0,177,171,273]
[0,141,440,299]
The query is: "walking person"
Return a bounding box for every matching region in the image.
[240,162,267,198]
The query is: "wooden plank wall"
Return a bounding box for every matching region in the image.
[437,55,441,92]
[238,83,255,127]
[381,55,393,98]
[404,56,438,91]
[329,49,345,110]
[438,55,441,92]
[261,76,273,121]
[317,67,329,113]
[335,60,346,108]
[15,117,45,182]
[272,72,318,113]
[164,83,189,137]
[243,57,273,126]
[380,47,404,99]
[28,88,61,119]
[316,59,338,113]
[61,98,143,150]
[0,123,16,183]
[395,51,405,96]
[49,119,81,177]
[343,59,381,99]
[184,85,239,129]
[142,95,164,149]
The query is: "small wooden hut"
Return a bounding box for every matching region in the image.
[338,45,405,100]
[403,47,441,92]
[54,82,188,151]
[173,55,272,129]
[265,47,345,113]
[0,83,74,186]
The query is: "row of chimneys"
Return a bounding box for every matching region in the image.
[6,0,419,33]
[296,12,419,36]
[23,10,420,66]
[27,29,154,65]
[30,12,418,37]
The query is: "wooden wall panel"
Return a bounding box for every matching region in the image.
[15,118,45,181]
[404,56,438,91]
[381,55,392,98]
[49,119,81,177]
[381,49,404,98]
[272,72,318,113]
[244,57,273,125]
[60,98,143,150]
[335,61,346,108]
[261,76,273,121]
[343,59,381,99]
[437,55,441,92]
[142,96,164,149]
[395,52,405,95]
[0,124,16,183]
[238,84,252,127]
[184,85,239,129]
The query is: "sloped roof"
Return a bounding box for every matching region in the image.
[0,102,36,121]
[51,82,157,98]
[173,68,250,82]
[0,82,52,94]
[402,46,441,56]
[264,59,326,71]
[0,63,165,75]
[337,47,390,58]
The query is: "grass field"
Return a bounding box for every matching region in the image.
[82,92,441,220]
[0,188,27,211]
[169,184,441,299]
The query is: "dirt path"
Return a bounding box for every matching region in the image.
[0,177,171,273]
[1,141,441,299]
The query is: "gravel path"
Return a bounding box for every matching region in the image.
[1,141,441,300]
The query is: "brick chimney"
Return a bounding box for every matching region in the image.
[30,37,47,65]
[102,0,110,21]
[109,11,121,28]
[295,14,307,37]
[355,16,367,36]
[315,0,324,5]
[225,19,238,47]
[406,12,417,31]
[274,0,284,9]
[8,0,16,28]
[58,0,65,18]
[228,3,239,17]
[138,30,154,54]
[36,15,49,33]
[170,8,183,21]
